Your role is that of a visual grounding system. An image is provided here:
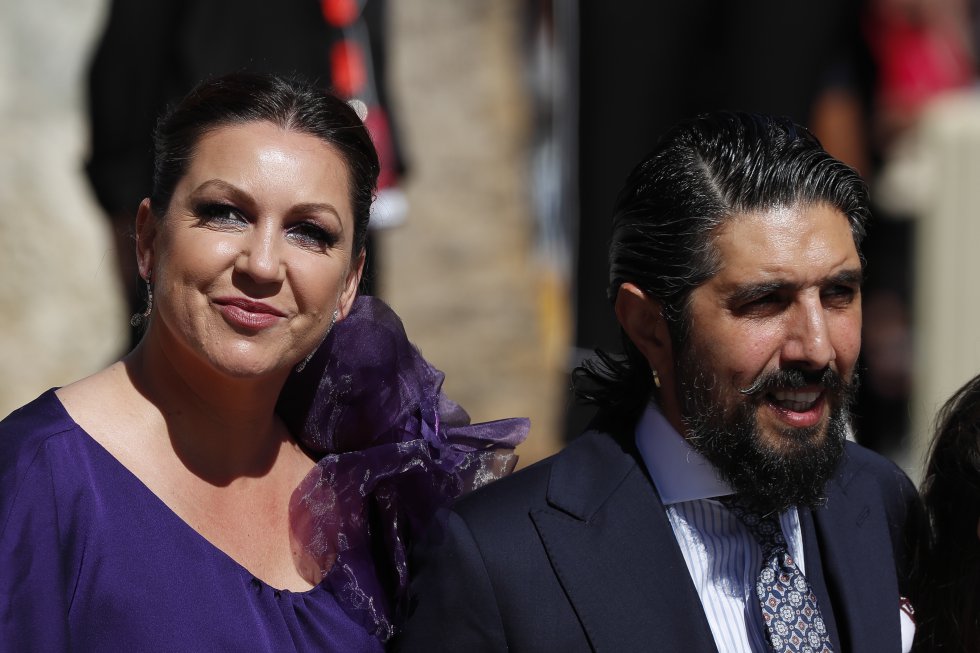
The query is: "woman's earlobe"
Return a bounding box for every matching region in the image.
[134,198,158,279]
[337,251,366,320]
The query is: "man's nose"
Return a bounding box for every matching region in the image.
[782,297,835,370]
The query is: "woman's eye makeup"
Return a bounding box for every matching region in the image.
[189,198,342,251]
[287,221,339,250]
[193,201,248,227]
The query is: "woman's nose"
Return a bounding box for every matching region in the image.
[236,224,285,283]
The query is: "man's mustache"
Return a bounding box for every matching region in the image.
[737,367,845,397]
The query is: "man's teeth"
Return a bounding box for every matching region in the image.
[769,390,820,412]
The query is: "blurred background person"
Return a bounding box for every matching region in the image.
[858,0,975,459]
[913,371,980,651]
[861,0,980,475]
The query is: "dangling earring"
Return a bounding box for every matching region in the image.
[295,309,340,373]
[130,276,153,328]
[652,368,662,389]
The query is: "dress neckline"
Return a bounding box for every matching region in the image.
[44,388,328,596]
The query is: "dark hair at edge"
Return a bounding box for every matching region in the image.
[150,72,381,255]
[573,111,870,419]
[913,373,980,652]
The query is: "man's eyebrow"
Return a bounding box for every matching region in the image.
[726,280,793,305]
[826,268,864,287]
[725,268,864,305]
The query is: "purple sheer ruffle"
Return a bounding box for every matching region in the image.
[277,296,529,641]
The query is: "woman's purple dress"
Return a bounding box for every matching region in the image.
[0,389,384,652]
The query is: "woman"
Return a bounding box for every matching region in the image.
[0,73,526,650]
[914,373,980,651]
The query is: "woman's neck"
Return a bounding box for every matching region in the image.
[123,334,301,485]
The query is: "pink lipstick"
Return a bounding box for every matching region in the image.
[214,297,285,331]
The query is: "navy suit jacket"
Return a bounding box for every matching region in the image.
[395,416,922,652]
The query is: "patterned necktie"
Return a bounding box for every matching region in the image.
[722,497,835,653]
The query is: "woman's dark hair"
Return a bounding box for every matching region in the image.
[150,72,380,255]
[574,111,871,418]
[914,374,980,651]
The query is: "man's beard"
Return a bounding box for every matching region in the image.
[675,343,857,515]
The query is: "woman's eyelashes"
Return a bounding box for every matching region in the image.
[287,221,338,251]
[192,201,340,251]
[195,201,247,228]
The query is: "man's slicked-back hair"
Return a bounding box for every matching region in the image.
[575,111,871,418]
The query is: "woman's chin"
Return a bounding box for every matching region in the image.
[203,345,297,380]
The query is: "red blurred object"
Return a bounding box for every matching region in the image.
[323,0,402,198]
[867,8,974,118]
[364,105,397,189]
[330,40,366,97]
[321,0,359,27]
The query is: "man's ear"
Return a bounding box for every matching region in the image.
[134,198,158,280]
[336,250,365,320]
[615,283,688,433]
[614,282,673,375]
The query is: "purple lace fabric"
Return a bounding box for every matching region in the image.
[277,296,529,642]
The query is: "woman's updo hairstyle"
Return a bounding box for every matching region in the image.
[150,72,380,255]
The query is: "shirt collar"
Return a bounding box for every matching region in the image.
[634,402,733,505]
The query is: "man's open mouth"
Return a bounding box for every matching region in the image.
[768,389,821,412]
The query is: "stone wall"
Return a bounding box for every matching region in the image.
[0,0,126,418]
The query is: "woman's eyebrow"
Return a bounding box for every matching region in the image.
[291,202,342,220]
[188,182,344,229]
[188,179,252,203]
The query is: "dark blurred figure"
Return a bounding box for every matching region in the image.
[913,372,980,651]
[85,0,407,349]
[857,0,975,455]
[560,1,875,441]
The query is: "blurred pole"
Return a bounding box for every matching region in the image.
[904,92,980,483]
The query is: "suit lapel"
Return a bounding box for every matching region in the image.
[810,447,902,653]
[799,507,843,652]
[530,428,718,653]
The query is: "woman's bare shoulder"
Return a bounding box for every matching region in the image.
[55,362,155,452]
[56,361,129,407]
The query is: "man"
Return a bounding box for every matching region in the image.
[395,113,921,652]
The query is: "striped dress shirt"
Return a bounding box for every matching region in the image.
[634,404,806,653]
